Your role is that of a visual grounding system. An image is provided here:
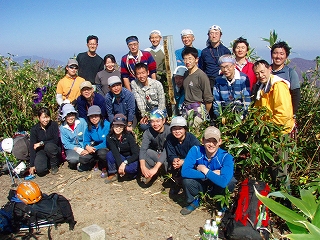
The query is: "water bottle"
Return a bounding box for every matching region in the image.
[216,211,222,226]
[203,219,211,239]
[210,221,219,240]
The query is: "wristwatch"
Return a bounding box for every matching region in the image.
[123,160,128,165]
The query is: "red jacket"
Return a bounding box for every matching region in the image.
[236,60,257,91]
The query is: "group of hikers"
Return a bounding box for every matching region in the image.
[10,25,300,216]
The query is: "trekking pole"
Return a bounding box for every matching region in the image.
[4,152,21,187]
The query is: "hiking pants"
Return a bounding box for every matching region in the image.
[79,148,108,171]
[34,143,60,176]
[65,149,80,165]
[144,149,168,171]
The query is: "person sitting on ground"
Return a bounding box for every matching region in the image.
[95,54,121,96]
[131,62,166,131]
[213,54,251,119]
[56,59,85,106]
[232,37,257,91]
[59,104,88,170]
[78,105,110,172]
[181,47,213,128]
[105,114,139,184]
[105,76,136,132]
[166,116,200,181]
[76,35,104,85]
[175,29,202,66]
[145,30,166,82]
[180,126,235,215]
[139,109,170,185]
[29,107,61,176]
[76,81,106,120]
[120,35,157,91]
[172,66,188,116]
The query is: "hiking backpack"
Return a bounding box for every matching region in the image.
[15,193,76,231]
[223,178,270,240]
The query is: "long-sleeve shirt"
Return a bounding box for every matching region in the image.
[107,132,139,166]
[120,50,157,81]
[76,92,106,120]
[105,88,135,123]
[139,124,170,160]
[29,121,60,167]
[199,43,231,78]
[175,47,202,66]
[59,118,88,150]
[166,132,200,162]
[181,146,234,188]
[213,69,251,118]
[83,120,110,150]
[131,78,166,116]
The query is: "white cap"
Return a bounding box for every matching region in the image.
[149,30,162,37]
[170,116,187,130]
[1,138,13,153]
[108,76,122,86]
[208,25,222,33]
[181,29,194,36]
[173,66,188,77]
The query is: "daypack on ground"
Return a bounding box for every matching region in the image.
[0,190,76,236]
[222,178,270,240]
[12,132,30,161]
[15,193,76,231]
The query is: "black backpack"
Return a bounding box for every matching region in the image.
[14,193,76,231]
[0,201,18,234]
[222,179,270,240]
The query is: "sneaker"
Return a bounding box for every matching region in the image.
[51,167,59,175]
[104,174,117,184]
[141,176,152,184]
[180,198,200,215]
[77,163,84,172]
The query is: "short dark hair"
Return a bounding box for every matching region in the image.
[253,59,270,69]
[134,62,148,74]
[103,54,116,64]
[182,47,198,59]
[87,35,99,43]
[271,41,291,57]
[37,107,51,118]
[232,37,249,52]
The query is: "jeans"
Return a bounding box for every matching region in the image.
[106,151,138,175]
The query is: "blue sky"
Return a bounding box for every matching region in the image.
[0,0,319,65]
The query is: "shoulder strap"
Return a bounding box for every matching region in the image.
[65,77,77,99]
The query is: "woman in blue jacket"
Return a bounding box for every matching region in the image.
[78,105,110,171]
[59,104,87,169]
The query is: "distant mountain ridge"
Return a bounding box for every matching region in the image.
[13,55,65,68]
[289,58,316,80]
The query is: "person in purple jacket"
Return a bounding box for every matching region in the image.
[180,126,235,215]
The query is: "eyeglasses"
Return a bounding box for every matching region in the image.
[68,65,78,70]
[220,64,233,71]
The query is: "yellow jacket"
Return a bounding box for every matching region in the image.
[254,75,294,134]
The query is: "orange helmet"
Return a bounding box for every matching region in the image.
[16,181,42,204]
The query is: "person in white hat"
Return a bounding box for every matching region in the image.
[213,54,251,119]
[59,104,88,169]
[172,66,188,115]
[76,81,106,120]
[199,25,231,90]
[145,30,166,82]
[175,29,202,66]
[56,58,85,106]
[180,126,235,215]
[166,116,200,180]
[105,76,136,132]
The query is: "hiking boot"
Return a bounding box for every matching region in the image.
[51,167,59,175]
[180,198,200,215]
[141,176,152,185]
[104,174,117,184]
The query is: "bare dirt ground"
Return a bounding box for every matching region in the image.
[0,162,213,240]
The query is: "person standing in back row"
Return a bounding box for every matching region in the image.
[199,25,231,90]
[77,35,104,85]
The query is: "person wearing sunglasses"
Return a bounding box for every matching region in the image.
[104,114,139,183]
[56,58,85,106]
